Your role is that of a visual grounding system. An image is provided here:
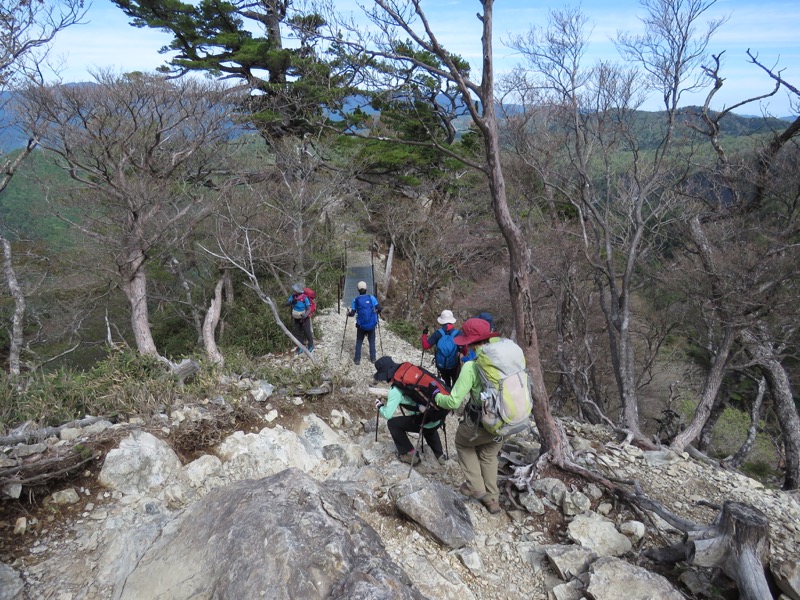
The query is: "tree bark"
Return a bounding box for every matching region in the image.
[645,501,772,600]
[120,250,158,356]
[671,326,735,451]
[741,325,800,490]
[383,238,394,299]
[672,216,737,452]
[476,0,567,463]
[171,256,203,345]
[203,275,225,365]
[727,376,767,469]
[1,236,25,376]
[690,502,772,600]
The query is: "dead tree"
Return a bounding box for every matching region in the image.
[644,499,772,600]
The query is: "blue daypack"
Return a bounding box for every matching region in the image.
[435,327,460,369]
[353,294,378,331]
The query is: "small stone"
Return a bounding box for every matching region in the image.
[597,502,613,516]
[59,427,82,441]
[14,517,27,535]
[51,488,81,505]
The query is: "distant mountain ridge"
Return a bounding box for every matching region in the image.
[0,88,796,154]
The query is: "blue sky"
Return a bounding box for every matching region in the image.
[49,0,799,116]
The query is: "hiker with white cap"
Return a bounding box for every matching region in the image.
[347,281,381,365]
[421,309,461,387]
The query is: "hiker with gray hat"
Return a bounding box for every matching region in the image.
[287,283,314,354]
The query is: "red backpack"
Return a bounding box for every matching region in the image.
[390,362,450,422]
[303,287,316,317]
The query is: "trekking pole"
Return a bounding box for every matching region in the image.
[407,408,430,479]
[375,407,380,442]
[339,313,349,360]
[419,347,425,367]
[441,417,448,461]
[377,315,384,355]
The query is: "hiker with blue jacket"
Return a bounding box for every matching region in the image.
[373,357,446,466]
[287,283,314,353]
[421,309,461,388]
[347,281,381,365]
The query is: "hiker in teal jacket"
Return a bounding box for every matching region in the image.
[373,357,445,466]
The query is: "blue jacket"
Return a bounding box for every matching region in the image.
[288,293,310,317]
[349,293,380,329]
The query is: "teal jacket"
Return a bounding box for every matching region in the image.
[379,386,442,429]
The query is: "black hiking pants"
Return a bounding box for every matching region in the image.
[293,317,314,349]
[388,413,443,458]
[437,365,459,389]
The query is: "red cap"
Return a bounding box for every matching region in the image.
[453,318,494,346]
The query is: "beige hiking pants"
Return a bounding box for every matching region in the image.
[455,416,503,502]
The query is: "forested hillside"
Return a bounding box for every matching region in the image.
[2,0,800,504]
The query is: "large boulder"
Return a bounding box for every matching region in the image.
[98,431,182,496]
[116,468,427,600]
[586,557,683,599]
[216,426,320,480]
[0,562,23,600]
[395,482,474,549]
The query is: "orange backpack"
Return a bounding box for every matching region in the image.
[390,362,450,422]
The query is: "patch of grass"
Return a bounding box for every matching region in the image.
[386,318,421,347]
[663,397,780,484]
[740,460,780,481]
[0,351,223,431]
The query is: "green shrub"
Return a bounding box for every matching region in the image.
[0,351,213,430]
[387,319,421,347]
[221,296,288,355]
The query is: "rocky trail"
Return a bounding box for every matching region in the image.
[1,307,800,599]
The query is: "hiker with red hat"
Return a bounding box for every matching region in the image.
[431,317,530,515]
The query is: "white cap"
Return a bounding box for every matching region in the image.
[437,309,456,324]
[357,281,367,291]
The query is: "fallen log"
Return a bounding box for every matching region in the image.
[645,501,772,600]
[0,415,108,446]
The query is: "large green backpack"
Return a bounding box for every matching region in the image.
[474,338,533,436]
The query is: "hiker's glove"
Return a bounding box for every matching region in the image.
[422,326,429,335]
[347,309,355,318]
[426,383,440,402]
[375,399,384,410]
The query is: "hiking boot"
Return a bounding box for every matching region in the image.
[398,451,421,466]
[459,482,485,499]
[437,455,447,466]
[481,497,502,514]
[308,345,314,352]
[354,358,361,365]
